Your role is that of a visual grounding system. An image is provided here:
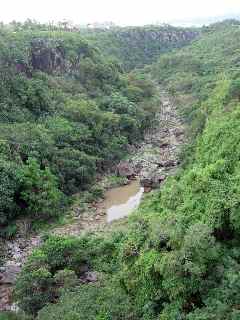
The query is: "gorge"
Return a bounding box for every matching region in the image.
[1,19,240,320]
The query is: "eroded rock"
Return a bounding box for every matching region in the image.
[140,169,166,189]
[116,161,135,178]
[0,265,21,285]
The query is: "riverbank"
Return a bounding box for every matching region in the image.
[0,87,185,311]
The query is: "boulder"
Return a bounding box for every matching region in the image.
[85,271,98,282]
[0,285,13,311]
[158,159,177,168]
[173,127,184,137]
[140,170,166,189]
[80,271,98,284]
[116,161,135,178]
[0,265,21,284]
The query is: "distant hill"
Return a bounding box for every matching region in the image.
[166,13,240,27]
[80,25,199,70]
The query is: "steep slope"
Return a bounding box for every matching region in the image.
[0,26,158,233]
[3,21,240,320]
[80,25,199,70]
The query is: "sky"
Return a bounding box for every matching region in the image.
[0,0,240,26]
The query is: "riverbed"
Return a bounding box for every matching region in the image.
[0,88,185,311]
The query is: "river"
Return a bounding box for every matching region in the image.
[105,180,144,222]
[0,88,185,311]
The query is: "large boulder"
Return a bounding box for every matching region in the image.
[116,161,135,178]
[140,169,166,189]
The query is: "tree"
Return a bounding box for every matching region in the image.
[17,158,63,219]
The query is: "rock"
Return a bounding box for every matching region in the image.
[144,186,152,193]
[140,170,166,189]
[125,144,137,153]
[158,159,177,168]
[79,264,89,274]
[0,285,13,311]
[173,127,184,137]
[116,161,135,178]
[159,141,170,148]
[80,271,98,284]
[0,265,21,284]
[30,39,66,74]
[85,271,98,282]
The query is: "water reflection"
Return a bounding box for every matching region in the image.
[105,180,144,222]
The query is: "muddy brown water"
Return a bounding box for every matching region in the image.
[105,179,144,222]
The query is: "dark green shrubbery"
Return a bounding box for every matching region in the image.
[17,158,63,219]
[13,22,240,320]
[80,25,198,71]
[0,145,64,229]
[37,282,137,320]
[14,232,124,315]
[0,25,157,232]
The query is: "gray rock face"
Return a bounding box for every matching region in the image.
[85,271,98,282]
[80,271,98,284]
[31,39,66,73]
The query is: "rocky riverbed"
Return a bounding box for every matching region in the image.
[0,88,185,311]
[0,234,41,310]
[117,89,185,190]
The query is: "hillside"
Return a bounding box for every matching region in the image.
[0,25,159,236]
[2,20,240,320]
[80,25,199,70]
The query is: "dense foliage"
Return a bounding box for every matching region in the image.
[80,25,199,71]
[0,24,158,233]
[5,19,240,320]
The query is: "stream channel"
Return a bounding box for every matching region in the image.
[0,89,185,311]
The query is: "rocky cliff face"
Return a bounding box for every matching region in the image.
[9,35,97,78]
[82,25,200,70]
[115,27,198,46]
[30,39,66,73]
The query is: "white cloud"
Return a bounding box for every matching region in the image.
[0,0,240,25]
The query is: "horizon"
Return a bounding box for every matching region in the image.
[1,14,240,29]
[0,0,240,27]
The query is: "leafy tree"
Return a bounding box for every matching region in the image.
[0,158,19,225]
[17,158,63,219]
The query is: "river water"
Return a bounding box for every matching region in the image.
[104,180,144,222]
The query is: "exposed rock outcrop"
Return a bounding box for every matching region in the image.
[84,26,199,70]
[30,39,66,73]
[0,235,41,311]
[116,161,135,178]
[129,89,185,190]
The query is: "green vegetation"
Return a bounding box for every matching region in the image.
[80,25,199,71]
[4,19,240,320]
[14,233,124,316]
[0,23,158,234]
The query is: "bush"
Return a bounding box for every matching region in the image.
[37,282,138,320]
